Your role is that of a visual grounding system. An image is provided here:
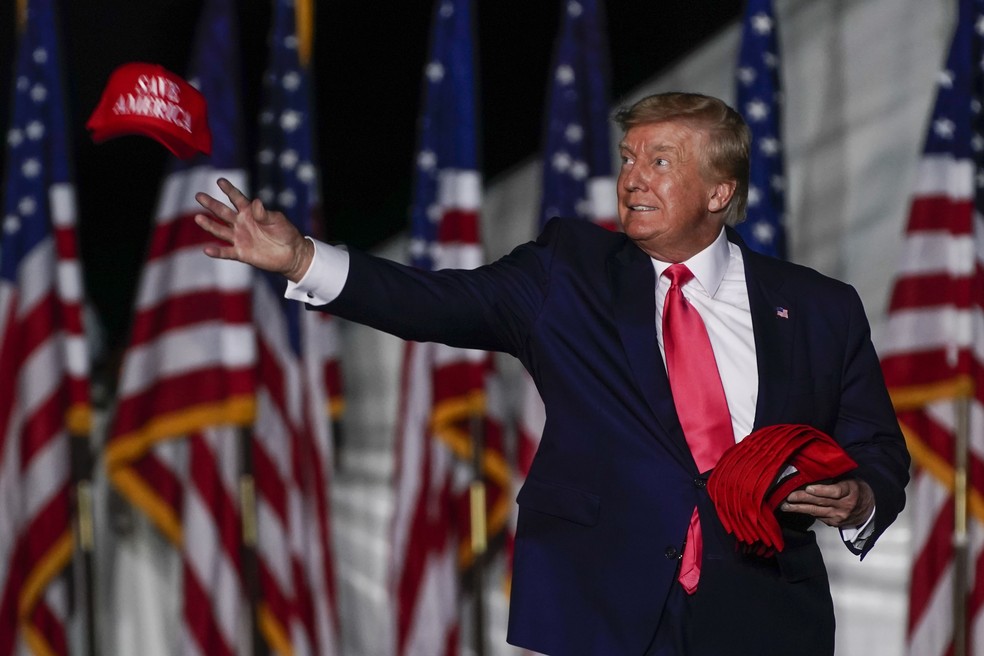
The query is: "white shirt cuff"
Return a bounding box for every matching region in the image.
[284,237,350,306]
[840,506,876,552]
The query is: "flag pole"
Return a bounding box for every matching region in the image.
[71,434,97,656]
[469,414,488,656]
[239,426,266,656]
[953,394,970,656]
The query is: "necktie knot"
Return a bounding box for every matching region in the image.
[664,263,694,288]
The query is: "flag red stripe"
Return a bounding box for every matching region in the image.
[436,209,479,243]
[882,350,975,390]
[27,598,66,656]
[183,561,236,656]
[906,492,954,636]
[888,273,978,311]
[905,196,973,233]
[432,360,486,404]
[19,384,69,464]
[189,434,242,569]
[127,291,252,344]
[112,367,254,435]
[252,441,287,525]
[134,453,184,518]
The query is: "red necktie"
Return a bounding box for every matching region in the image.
[661,263,735,593]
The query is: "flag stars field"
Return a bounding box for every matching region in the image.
[556,64,575,84]
[934,117,956,139]
[753,220,776,245]
[282,71,301,91]
[751,12,773,34]
[279,108,302,132]
[426,61,444,83]
[734,0,786,259]
[417,149,437,171]
[745,99,769,121]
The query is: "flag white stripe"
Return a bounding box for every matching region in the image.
[21,434,68,524]
[906,469,954,656]
[19,336,66,425]
[255,388,291,483]
[254,283,303,424]
[257,500,292,592]
[390,343,432,572]
[403,547,457,656]
[15,238,55,320]
[183,427,243,649]
[136,248,253,308]
[877,305,983,357]
[436,170,482,211]
[911,156,975,198]
[587,176,617,220]
[116,323,255,397]
[890,232,978,276]
[48,183,76,227]
[56,259,83,303]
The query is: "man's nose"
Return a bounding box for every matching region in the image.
[620,165,646,192]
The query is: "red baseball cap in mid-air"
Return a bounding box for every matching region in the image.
[86,62,211,160]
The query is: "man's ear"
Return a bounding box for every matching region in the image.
[707,179,737,214]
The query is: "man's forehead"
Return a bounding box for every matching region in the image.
[619,121,703,153]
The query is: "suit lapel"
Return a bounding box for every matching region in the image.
[738,239,796,429]
[608,241,694,468]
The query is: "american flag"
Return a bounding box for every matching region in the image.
[0,0,90,654]
[392,0,509,652]
[104,0,255,653]
[537,0,617,233]
[879,0,984,653]
[734,0,787,259]
[250,0,340,653]
[515,0,616,580]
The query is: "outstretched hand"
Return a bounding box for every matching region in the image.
[194,177,314,282]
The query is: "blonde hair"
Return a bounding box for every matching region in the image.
[614,92,750,226]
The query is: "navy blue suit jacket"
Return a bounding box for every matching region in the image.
[323,218,910,656]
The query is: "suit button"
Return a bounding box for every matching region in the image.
[694,478,706,489]
[664,546,680,560]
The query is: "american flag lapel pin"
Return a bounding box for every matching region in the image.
[775,306,789,319]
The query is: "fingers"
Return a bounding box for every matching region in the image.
[194,178,257,224]
[217,177,252,213]
[195,191,236,225]
[194,212,234,244]
[779,479,871,528]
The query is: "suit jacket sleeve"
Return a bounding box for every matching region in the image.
[831,284,910,557]
[319,220,561,358]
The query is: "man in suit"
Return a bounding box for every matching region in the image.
[194,92,910,655]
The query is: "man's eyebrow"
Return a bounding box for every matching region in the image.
[644,142,679,155]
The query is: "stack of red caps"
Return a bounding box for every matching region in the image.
[707,424,857,557]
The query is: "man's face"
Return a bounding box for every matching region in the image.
[616,120,732,262]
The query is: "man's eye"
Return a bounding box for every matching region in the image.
[654,157,669,166]
[620,155,634,165]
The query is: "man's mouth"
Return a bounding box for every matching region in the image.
[628,205,656,211]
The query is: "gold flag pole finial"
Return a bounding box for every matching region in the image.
[295,0,314,67]
[17,0,27,31]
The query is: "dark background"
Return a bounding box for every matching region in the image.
[0,0,742,353]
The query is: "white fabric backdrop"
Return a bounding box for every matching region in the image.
[95,0,954,654]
